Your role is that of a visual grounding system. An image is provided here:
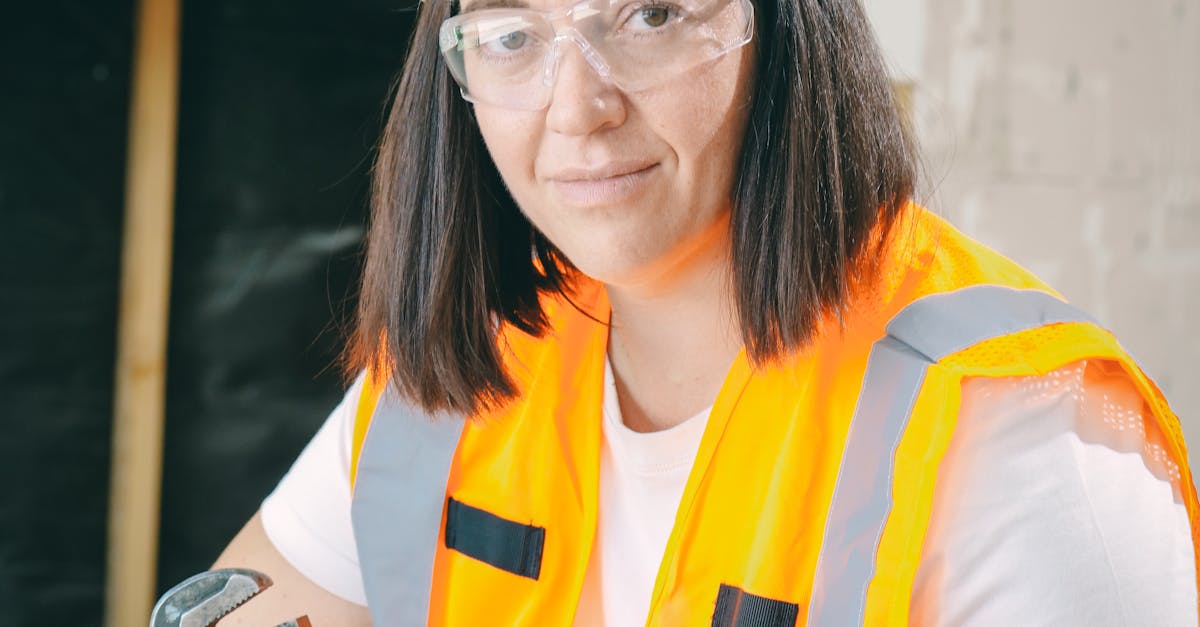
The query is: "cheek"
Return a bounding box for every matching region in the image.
[641,51,750,187]
[474,106,541,196]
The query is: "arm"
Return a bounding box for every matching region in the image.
[211,510,372,627]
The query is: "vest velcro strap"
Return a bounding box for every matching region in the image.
[444,497,544,580]
[711,584,799,627]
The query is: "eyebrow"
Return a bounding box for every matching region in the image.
[459,0,530,13]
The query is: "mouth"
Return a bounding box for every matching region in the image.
[549,162,659,207]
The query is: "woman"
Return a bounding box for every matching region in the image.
[210,0,1199,624]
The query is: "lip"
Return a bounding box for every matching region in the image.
[548,162,659,206]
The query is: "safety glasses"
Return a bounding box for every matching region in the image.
[439,0,754,110]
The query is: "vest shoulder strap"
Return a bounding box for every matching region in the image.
[884,284,1096,363]
[348,375,464,625]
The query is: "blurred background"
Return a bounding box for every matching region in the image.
[0,0,1195,625]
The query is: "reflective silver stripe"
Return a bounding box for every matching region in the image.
[884,285,1097,362]
[351,389,464,626]
[806,285,1095,626]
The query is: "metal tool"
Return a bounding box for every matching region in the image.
[149,567,311,627]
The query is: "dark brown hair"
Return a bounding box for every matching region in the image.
[348,0,915,415]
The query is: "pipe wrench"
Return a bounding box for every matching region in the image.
[149,568,311,627]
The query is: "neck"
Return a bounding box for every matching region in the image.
[604,221,742,433]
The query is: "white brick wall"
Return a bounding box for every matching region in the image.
[869,1,1200,479]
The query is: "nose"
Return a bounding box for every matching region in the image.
[544,39,627,136]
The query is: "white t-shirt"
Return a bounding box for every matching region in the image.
[261,359,1197,625]
[571,359,712,626]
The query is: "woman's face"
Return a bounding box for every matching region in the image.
[471,6,756,289]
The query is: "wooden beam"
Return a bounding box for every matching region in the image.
[105,0,181,624]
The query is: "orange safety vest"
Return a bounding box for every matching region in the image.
[348,206,1200,625]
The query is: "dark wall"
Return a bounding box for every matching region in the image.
[0,2,133,625]
[158,0,413,588]
[0,1,414,624]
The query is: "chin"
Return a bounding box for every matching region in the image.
[555,241,664,288]
[578,248,706,292]
[562,254,648,287]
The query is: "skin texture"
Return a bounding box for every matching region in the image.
[473,6,757,431]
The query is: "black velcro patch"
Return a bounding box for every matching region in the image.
[444,497,544,580]
[711,583,799,627]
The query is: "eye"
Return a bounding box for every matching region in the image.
[486,30,528,52]
[638,6,670,28]
[620,3,678,32]
[471,15,541,57]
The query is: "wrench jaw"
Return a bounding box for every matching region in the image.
[150,568,272,627]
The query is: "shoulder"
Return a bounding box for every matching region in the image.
[911,360,1196,625]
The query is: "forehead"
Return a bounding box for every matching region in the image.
[458,0,590,13]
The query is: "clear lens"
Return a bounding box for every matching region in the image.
[441,13,556,110]
[439,0,753,110]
